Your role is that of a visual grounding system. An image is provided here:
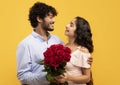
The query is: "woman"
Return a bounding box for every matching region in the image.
[56,16,94,85]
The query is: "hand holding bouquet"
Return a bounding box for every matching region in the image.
[40,44,71,85]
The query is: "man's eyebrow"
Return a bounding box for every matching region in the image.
[48,13,53,16]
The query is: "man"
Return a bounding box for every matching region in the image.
[16,2,92,85]
[16,2,63,85]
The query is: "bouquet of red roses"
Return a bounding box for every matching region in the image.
[40,44,71,85]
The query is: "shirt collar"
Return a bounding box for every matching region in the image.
[31,30,51,40]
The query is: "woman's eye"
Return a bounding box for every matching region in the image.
[70,23,73,27]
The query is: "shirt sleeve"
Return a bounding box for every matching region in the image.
[70,51,91,68]
[81,53,91,68]
[16,42,47,85]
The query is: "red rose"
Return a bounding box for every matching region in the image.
[56,50,64,56]
[43,44,71,67]
[64,47,71,54]
[40,44,71,84]
[63,53,71,62]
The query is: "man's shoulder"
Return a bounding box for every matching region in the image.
[50,34,62,41]
[50,34,64,44]
[18,34,32,46]
[51,34,59,39]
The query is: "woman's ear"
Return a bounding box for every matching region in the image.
[37,16,42,23]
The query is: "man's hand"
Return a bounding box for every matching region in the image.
[87,57,93,65]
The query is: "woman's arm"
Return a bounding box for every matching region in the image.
[67,68,90,83]
[55,47,91,84]
[55,68,91,84]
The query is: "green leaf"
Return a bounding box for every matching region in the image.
[46,73,54,82]
[64,81,68,85]
[42,69,47,72]
[39,60,44,65]
[61,62,66,67]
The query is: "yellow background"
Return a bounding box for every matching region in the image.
[0,0,120,85]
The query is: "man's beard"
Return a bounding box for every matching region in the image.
[42,21,54,31]
[46,27,54,31]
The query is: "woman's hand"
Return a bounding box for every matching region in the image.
[54,73,68,83]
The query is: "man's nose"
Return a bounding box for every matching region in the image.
[52,18,55,23]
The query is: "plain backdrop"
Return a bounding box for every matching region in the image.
[0,0,120,85]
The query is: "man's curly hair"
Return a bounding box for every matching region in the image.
[28,2,57,28]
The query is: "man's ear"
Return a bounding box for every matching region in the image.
[37,16,43,23]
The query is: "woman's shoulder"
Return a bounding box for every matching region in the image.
[78,46,89,54]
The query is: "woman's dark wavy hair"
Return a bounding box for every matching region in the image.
[75,16,94,53]
[28,2,57,28]
[75,16,94,85]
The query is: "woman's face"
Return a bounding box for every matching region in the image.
[65,18,77,37]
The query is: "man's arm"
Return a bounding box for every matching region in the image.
[16,43,45,85]
[87,57,93,65]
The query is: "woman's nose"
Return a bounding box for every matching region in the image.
[66,24,69,28]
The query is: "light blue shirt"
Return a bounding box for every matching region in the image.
[16,31,63,85]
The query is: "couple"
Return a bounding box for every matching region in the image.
[16,2,94,85]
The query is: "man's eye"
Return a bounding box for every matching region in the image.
[50,16,53,19]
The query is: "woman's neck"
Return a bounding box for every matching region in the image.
[66,37,78,52]
[67,37,76,45]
